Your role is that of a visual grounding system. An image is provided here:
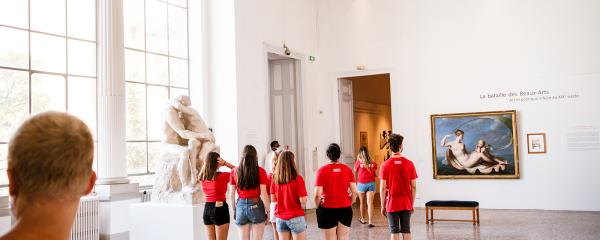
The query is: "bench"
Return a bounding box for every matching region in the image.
[425,200,480,225]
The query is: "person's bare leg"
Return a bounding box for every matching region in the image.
[336,223,350,240]
[238,224,251,240]
[278,230,291,240]
[366,191,375,224]
[402,233,412,240]
[250,223,266,240]
[322,227,337,240]
[272,222,279,240]
[177,149,191,187]
[187,139,201,183]
[390,233,400,240]
[215,223,229,240]
[204,224,216,240]
[292,231,306,240]
[358,192,366,223]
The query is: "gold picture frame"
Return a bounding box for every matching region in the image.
[527,133,547,154]
[430,110,520,179]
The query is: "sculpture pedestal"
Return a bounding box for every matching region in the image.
[130,203,204,240]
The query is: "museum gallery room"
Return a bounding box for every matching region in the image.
[1,0,600,240]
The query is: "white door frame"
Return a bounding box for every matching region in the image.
[333,68,396,155]
[262,42,307,176]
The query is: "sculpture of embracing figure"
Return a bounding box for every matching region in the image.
[152,95,219,204]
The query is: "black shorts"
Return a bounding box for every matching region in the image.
[316,206,353,229]
[203,202,230,226]
[387,210,411,234]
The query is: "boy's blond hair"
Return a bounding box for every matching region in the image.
[8,111,94,200]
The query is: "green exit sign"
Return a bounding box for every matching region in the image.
[309,56,315,61]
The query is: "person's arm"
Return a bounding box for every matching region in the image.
[165,109,208,140]
[314,186,323,207]
[441,134,453,147]
[229,185,237,220]
[260,184,271,219]
[349,182,358,204]
[380,179,388,217]
[218,158,235,169]
[410,179,417,212]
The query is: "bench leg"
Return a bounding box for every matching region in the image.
[430,208,434,224]
[476,208,480,225]
[426,207,430,224]
[472,209,476,225]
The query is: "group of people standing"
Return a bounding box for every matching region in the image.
[198,134,417,240]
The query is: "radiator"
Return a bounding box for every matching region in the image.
[141,190,152,202]
[70,195,99,240]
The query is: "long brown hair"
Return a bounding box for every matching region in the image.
[273,151,299,185]
[198,152,220,181]
[358,146,373,165]
[237,145,259,190]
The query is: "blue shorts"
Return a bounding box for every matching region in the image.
[276,216,307,234]
[357,182,376,192]
[235,198,267,225]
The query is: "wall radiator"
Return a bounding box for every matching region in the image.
[70,195,99,240]
[141,190,152,202]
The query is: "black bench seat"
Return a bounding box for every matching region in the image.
[426,200,479,208]
[425,200,480,225]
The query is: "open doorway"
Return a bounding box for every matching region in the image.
[268,52,305,177]
[338,73,392,197]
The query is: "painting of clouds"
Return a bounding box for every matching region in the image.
[430,110,519,179]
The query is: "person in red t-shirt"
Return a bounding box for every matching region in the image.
[270,151,308,240]
[380,134,417,240]
[314,143,358,240]
[198,152,236,240]
[229,145,271,240]
[267,153,280,240]
[354,146,378,227]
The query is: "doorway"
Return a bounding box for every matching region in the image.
[268,53,305,176]
[338,73,392,191]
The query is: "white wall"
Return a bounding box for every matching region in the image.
[315,0,600,211]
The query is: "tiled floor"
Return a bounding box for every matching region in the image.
[258,207,600,240]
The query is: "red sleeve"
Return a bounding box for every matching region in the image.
[354,160,359,172]
[373,162,378,172]
[259,168,268,185]
[410,162,418,180]
[229,168,237,185]
[381,163,388,180]
[269,181,276,195]
[221,172,231,184]
[314,168,323,186]
[347,166,356,183]
[297,176,308,197]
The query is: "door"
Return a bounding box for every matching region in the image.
[338,78,354,167]
[269,59,303,175]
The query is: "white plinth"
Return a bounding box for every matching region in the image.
[130,203,204,240]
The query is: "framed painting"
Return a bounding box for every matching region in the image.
[430,110,519,179]
[360,132,368,147]
[527,133,547,154]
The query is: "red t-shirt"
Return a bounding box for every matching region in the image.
[229,167,268,199]
[270,175,308,220]
[315,163,355,208]
[266,173,273,195]
[355,160,378,183]
[380,154,418,212]
[201,172,231,202]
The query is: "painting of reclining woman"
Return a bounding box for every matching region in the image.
[430,110,520,179]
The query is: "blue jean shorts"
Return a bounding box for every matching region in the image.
[276,216,307,234]
[357,182,376,192]
[235,198,267,225]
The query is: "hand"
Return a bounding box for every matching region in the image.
[217,158,225,166]
[265,210,270,225]
[381,207,387,218]
[284,145,290,151]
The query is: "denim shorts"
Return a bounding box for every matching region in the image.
[235,198,267,225]
[357,182,376,192]
[276,216,307,234]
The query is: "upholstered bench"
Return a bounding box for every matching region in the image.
[425,200,480,225]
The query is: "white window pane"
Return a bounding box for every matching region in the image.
[168,5,187,58]
[148,142,161,172]
[0,0,28,28]
[146,53,168,85]
[67,0,95,40]
[0,26,29,69]
[68,39,96,76]
[31,73,66,114]
[147,86,168,141]
[31,33,66,73]
[31,0,66,36]
[0,69,29,142]
[169,58,188,88]
[129,174,155,187]
[127,142,147,174]
[170,87,188,100]
[126,83,146,140]
[93,142,98,172]
[146,0,168,54]
[125,49,145,83]
[68,77,96,138]
[169,0,187,8]
[124,0,145,50]
[0,144,8,186]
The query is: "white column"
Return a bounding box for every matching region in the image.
[97,0,129,185]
